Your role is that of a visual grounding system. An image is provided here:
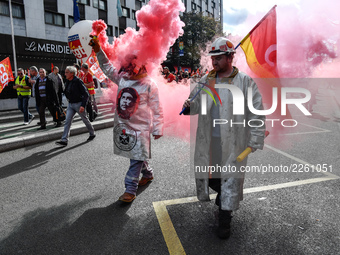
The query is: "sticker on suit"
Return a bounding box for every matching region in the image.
[114,123,137,151]
[116,87,140,120]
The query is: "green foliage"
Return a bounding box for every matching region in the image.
[167,12,223,69]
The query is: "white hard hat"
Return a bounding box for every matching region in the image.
[208,37,236,56]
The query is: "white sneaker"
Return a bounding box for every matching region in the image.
[28,115,35,124]
[24,122,29,125]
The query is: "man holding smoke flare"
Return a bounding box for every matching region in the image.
[182,37,266,239]
[89,36,163,203]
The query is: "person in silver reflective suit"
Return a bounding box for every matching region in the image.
[182,37,266,239]
[89,36,164,203]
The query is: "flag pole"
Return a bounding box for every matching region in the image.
[117,0,122,37]
[118,17,120,37]
[9,0,17,74]
[235,5,277,50]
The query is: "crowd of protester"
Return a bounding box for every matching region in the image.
[12,64,99,129]
[161,66,207,84]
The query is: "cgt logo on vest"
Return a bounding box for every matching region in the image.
[200,84,312,128]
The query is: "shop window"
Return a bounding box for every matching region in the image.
[132,10,136,20]
[45,11,65,26]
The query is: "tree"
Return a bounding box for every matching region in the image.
[166,12,223,70]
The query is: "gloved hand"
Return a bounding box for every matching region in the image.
[250,147,257,153]
[89,35,101,53]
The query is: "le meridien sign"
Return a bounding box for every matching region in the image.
[25,41,72,55]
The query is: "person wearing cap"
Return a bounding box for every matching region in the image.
[89,35,164,203]
[182,37,266,239]
[162,66,176,83]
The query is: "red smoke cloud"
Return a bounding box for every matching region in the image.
[92,0,185,73]
[230,1,340,78]
[92,0,190,140]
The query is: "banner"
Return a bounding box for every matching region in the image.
[86,52,107,82]
[240,5,277,78]
[0,57,14,94]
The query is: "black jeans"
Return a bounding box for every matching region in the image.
[38,97,56,126]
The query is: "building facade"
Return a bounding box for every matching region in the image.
[0,0,221,74]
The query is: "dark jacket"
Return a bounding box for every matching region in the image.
[64,76,89,108]
[34,76,59,107]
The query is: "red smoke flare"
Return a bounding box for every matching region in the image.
[92,0,185,72]
[92,0,190,141]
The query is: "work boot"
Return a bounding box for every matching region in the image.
[139,176,153,186]
[119,192,136,203]
[217,209,232,239]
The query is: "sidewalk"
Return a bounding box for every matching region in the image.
[0,103,115,153]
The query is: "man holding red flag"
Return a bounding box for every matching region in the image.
[182,37,266,239]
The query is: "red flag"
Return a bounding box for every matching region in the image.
[240,5,277,78]
[0,57,14,94]
[239,6,292,129]
[86,52,107,82]
[51,63,54,71]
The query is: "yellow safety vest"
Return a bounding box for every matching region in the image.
[88,86,95,95]
[15,75,31,96]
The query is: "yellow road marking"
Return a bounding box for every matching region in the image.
[153,143,339,255]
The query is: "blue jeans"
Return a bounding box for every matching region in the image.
[125,160,153,195]
[61,102,95,142]
[17,96,32,122]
